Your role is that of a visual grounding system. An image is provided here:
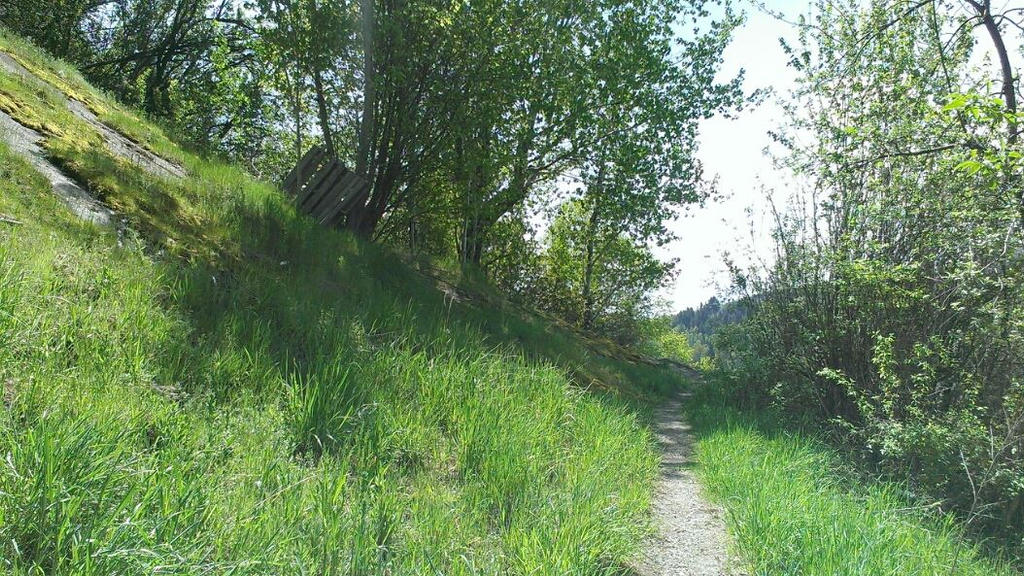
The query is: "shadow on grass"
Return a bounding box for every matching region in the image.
[155,183,685,409]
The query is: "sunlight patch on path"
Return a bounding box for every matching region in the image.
[1,50,186,181]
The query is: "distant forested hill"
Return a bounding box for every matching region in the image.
[669,297,748,358]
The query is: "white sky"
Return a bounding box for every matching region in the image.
[658,0,809,310]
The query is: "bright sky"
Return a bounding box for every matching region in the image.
[658,0,808,310]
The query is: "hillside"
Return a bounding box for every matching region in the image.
[0,30,688,574]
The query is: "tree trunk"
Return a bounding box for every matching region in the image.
[581,211,599,330]
[355,0,375,175]
[581,164,606,330]
[345,0,377,236]
[972,1,1017,142]
[311,67,334,156]
[458,153,490,265]
[352,156,398,238]
[461,217,485,265]
[289,68,303,163]
[969,0,1024,227]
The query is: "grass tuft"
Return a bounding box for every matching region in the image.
[286,362,360,458]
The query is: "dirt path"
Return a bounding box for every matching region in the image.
[633,393,739,576]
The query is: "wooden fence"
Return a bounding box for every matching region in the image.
[282,145,369,227]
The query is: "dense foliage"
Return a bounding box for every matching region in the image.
[0,0,746,339]
[718,0,1024,543]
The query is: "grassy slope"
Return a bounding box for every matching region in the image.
[0,30,679,575]
[686,379,1021,576]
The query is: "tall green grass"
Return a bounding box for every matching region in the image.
[0,31,670,574]
[686,381,1020,576]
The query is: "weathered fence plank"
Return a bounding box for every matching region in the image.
[318,173,364,226]
[283,145,326,196]
[298,159,341,212]
[283,146,370,229]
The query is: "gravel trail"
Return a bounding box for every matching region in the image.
[633,393,740,576]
